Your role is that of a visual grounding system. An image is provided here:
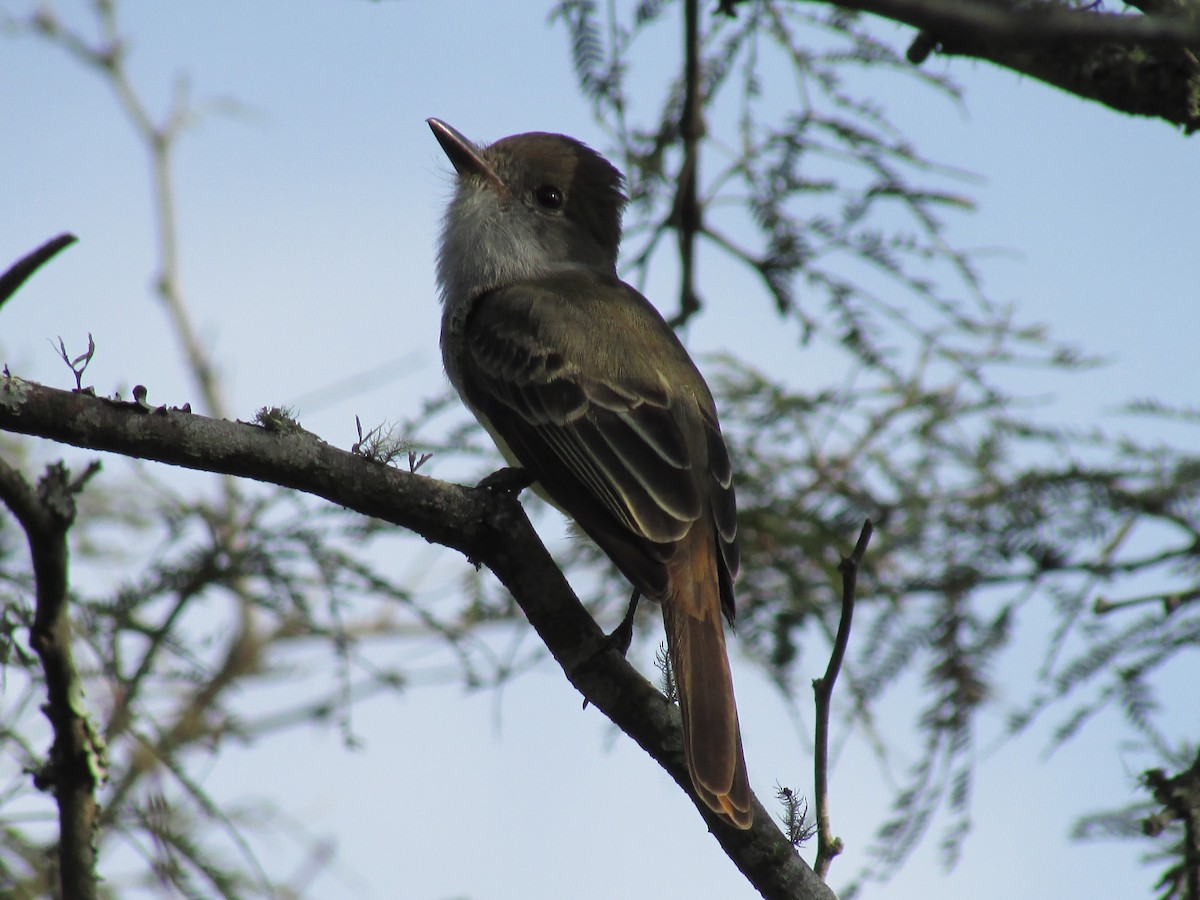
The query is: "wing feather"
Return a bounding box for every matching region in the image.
[457,272,738,602]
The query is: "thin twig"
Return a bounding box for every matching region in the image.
[669,0,704,328]
[24,1,228,419]
[813,518,873,880]
[1094,587,1200,616]
[82,1,229,422]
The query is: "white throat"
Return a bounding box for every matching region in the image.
[437,184,554,306]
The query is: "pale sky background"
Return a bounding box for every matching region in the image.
[2,2,1198,899]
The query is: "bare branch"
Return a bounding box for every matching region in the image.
[813,519,873,880]
[0,233,77,310]
[0,373,837,900]
[719,0,1200,131]
[0,456,104,900]
[669,0,705,327]
[832,0,1200,51]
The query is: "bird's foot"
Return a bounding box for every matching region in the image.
[600,589,641,659]
[579,590,642,710]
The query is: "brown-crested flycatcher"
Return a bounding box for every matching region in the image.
[428,118,753,829]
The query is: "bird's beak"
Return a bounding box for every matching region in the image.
[427,118,505,192]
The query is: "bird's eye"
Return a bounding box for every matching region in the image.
[534,184,564,210]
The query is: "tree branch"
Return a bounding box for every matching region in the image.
[917,22,1200,133]
[812,519,873,880]
[0,455,103,900]
[669,0,705,328]
[0,233,77,311]
[722,0,1200,131]
[1143,749,1200,900]
[882,0,1200,132]
[0,373,837,900]
[832,0,1200,51]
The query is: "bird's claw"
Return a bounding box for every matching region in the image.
[580,590,642,710]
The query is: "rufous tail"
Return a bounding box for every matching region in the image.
[662,525,753,829]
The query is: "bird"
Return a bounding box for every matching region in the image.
[428,117,753,829]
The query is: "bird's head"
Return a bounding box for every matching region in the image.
[428,118,627,302]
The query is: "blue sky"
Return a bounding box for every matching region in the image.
[3,2,1198,898]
